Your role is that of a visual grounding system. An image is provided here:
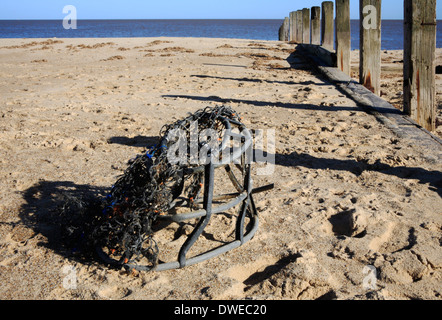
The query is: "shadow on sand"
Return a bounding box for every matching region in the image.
[18,180,109,264]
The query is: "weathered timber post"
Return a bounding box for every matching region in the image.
[311,6,321,45]
[321,1,334,51]
[296,10,303,43]
[283,17,290,41]
[335,0,351,75]
[302,8,311,44]
[279,17,290,41]
[359,0,382,95]
[292,11,298,43]
[279,23,283,41]
[404,0,437,131]
[289,12,296,42]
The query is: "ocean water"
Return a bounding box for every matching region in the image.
[0,19,441,50]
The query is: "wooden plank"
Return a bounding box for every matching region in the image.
[298,44,337,67]
[289,11,296,42]
[311,6,321,45]
[279,17,290,41]
[302,8,310,44]
[283,17,290,41]
[359,0,382,95]
[321,1,334,51]
[335,0,351,75]
[404,0,437,131]
[296,10,303,43]
[292,11,298,43]
[279,23,283,41]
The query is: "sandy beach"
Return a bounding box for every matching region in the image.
[0,37,441,300]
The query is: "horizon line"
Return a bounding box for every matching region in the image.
[0,18,423,21]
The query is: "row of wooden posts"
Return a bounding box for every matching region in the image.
[279,0,437,132]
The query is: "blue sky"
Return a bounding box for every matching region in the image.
[1,0,441,20]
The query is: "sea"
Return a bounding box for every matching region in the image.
[0,19,441,50]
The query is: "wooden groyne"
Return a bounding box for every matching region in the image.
[279,0,437,132]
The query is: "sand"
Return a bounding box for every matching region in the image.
[0,37,441,300]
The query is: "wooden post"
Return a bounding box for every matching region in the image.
[289,11,296,42]
[404,0,437,131]
[283,17,290,41]
[292,12,298,43]
[311,6,321,45]
[359,0,382,95]
[296,10,303,43]
[302,8,310,44]
[335,0,351,75]
[321,1,334,51]
[279,17,290,41]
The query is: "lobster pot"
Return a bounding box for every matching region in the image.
[95,107,272,271]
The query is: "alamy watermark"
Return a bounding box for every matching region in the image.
[362,265,378,290]
[362,4,378,30]
[63,5,77,30]
[165,123,275,175]
[62,264,77,290]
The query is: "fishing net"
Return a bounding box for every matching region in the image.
[69,106,273,271]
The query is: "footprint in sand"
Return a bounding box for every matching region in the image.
[217,256,279,299]
[96,286,133,299]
